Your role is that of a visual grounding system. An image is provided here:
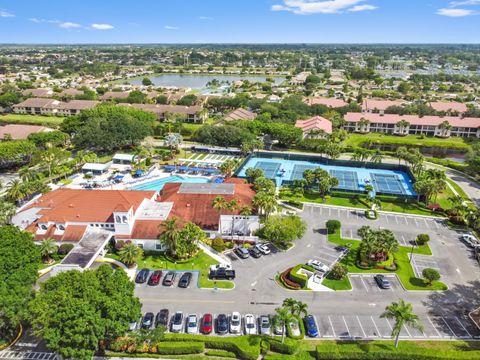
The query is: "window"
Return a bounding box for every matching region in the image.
[58,224,65,231]
[40,224,48,230]
[95,224,99,227]
[138,243,144,249]
[122,215,128,223]
[115,216,121,223]
[155,242,162,250]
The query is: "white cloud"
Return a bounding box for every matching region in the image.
[165,25,180,30]
[91,23,114,30]
[59,22,81,29]
[450,0,480,5]
[0,9,14,17]
[348,4,377,12]
[436,8,476,16]
[199,16,213,20]
[271,0,377,15]
[29,17,42,23]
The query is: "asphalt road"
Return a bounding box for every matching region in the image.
[134,203,480,340]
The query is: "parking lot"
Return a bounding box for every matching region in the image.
[349,274,404,292]
[411,255,442,277]
[0,351,58,360]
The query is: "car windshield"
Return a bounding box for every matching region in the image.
[232,319,240,325]
[262,322,270,328]
[174,315,181,323]
[204,320,212,326]
[189,321,196,327]
[247,323,254,328]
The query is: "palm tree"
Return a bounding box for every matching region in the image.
[38,238,58,263]
[252,192,277,218]
[227,200,239,212]
[272,307,293,344]
[212,196,228,213]
[0,201,17,226]
[18,167,38,182]
[358,117,370,133]
[118,242,144,268]
[381,299,424,348]
[395,146,408,165]
[239,206,252,216]
[6,179,24,202]
[219,159,237,177]
[395,119,410,136]
[438,120,452,138]
[370,149,384,164]
[159,218,181,257]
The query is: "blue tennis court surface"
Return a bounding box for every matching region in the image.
[237,156,415,196]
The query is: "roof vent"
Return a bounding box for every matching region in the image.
[69,204,74,208]
[186,203,191,207]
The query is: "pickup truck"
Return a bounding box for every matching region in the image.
[209,268,236,280]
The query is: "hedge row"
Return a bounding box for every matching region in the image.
[288,264,316,289]
[156,341,204,355]
[280,267,302,289]
[316,341,480,360]
[163,333,261,360]
[286,317,305,340]
[205,349,237,358]
[267,337,299,355]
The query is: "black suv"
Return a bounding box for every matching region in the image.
[234,246,250,259]
[217,314,228,335]
[141,312,154,329]
[155,309,169,327]
[178,272,192,288]
[249,246,262,258]
[135,268,150,284]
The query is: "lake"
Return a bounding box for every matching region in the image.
[129,73,285,94]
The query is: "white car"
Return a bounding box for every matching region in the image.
[186,314,198,334]
[256,244,271,255]
[307,259,329,272]
[461,234,479,248]
[289,319,301,337]
[209,263,233,272]
[244,314,257,335]
[230,312,242,334]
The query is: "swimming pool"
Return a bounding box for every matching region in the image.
[237,155,415,196]
[129,176,211,191]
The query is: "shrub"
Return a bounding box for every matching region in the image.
[57,243,74,255]
[326,220,341,234]
[260,340,270,355]
[205,349,237,358]
[422,268,440,285]
[267,337,299,355]
[288,264,314,289]
[212,237,225,252]
[365,210,378,220]
[416,233,430,245]
[115,240,126,251]
[156,342,204,355]
[329,263,348,280]
[279,268,301,290]
[286,317,305,340]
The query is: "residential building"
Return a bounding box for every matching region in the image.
[101,91,130,101]
[0,124,53,140]
[362,99,405,113]
[13,98,98,116]
[428,101,468,114]
[295,116,333,138]
[112,153,137,165]
[22,88,54,98]
[57,100,99,116]
[290,71,311,85]
[343,112,480,138]
[304,97,348,108]
[224,108,257,121]
[81,163,111,175]
[126,103,206,123]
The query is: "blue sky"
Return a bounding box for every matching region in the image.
[0,0,479,43]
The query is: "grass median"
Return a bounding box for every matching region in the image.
[328,232,447,291]
[0,113,64,127]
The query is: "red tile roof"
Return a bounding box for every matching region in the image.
[159,182,256,230]
[295,116,333,134]
[27,224,87,242]
[344,112,480,128]
[224,108,257,121]
[362,99,405,111]
[428,101,468,113]
[26,189,156,223]
[0,124,51,140]
[304,97,348,108]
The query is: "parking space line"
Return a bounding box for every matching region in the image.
[342,316,351,338]
[371,316,382,337]
[441,317,457,337]
[403,324,412,337]
[426,316,443,338]
[356,316,367,338]
[359,276,368,292]
[395,216,399,224]
[455,317,472,338]
[328,316,336,338]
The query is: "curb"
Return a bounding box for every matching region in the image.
[0,324,22,351]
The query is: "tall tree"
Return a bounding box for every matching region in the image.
[159,218,181,257]
[38,238,58,263]
[380,299,423,348]
[118,242,144,268]
[272,306,293,344]
[0,200,16,226]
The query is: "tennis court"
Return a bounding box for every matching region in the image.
[371,173,406,195]
[330,169,359,191]
[254,161,281,179]
[291,164,317,181]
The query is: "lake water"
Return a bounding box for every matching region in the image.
[129,73,285,94]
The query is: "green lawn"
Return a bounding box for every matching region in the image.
[328,231,447,291]
[343,133,470,150]
[446,178,472,202]
[0,113,64,127]
[322,276,352,291]
[138,251,234,289]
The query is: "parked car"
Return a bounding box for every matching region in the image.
[230,312,242,334]
[461,234,479,248]
[178,272,192,288]
[148,270,162,286]
[274,321,285,336]
[141,312,154,330]
[170,311,183,333]
[209,263,233,272]
[334,245,349,253]
[155,309,169,327]
[201,313,213,334]
[475,246,480,264]
[163,271,176,286]
[374,274,391,289]
[259,315,271,335]
[128,320,138,331]
[244,314,257,335]
[304,315,318,337]
[217,314,229,335]
[289,319,301,337]
[186,314,198,334]
[234,246,250,259]
[307,259,329,272]
[249,246,262,258]
[135,268,150,284]
[209,268,236,280]
[256,243,271,255]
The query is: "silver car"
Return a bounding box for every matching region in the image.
[259,315,271,335]
[186,314,198,334]
[230,312,242,334]
[171,311,183,333]
[244,314,257,335]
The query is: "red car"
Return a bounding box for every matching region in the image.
[201,313,213,334]
[148,270,162,286]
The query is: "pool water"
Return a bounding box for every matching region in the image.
[129,176,210,191]
[237,156,415,196]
